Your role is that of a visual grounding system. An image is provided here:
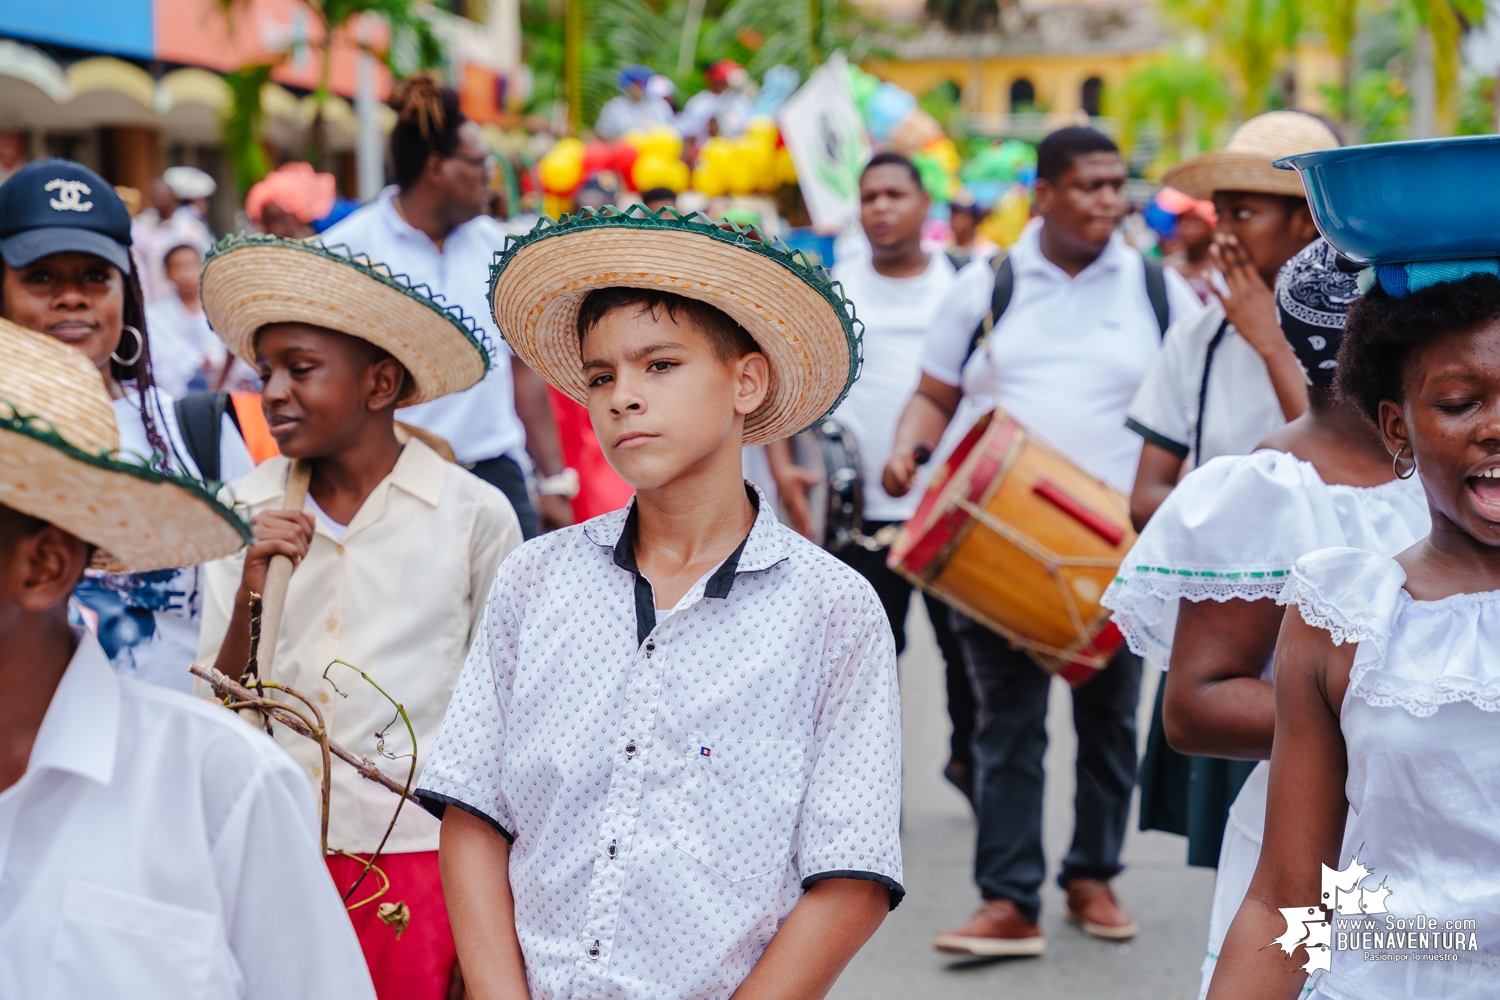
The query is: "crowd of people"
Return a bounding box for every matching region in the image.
[0,63,1493,1000]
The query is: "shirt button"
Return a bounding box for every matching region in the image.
[325,618,337,631]
[336,544,345,555]
[645,641,655,652]
[318,691,329,704]
[587,942,601,960]
[624,741,637,757]
[607,840,618,859]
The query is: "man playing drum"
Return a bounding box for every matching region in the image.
[884,127,1200,955]
[771,152,974,801]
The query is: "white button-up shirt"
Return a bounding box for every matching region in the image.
[198,440,522,854]
[0,631,374,1000]
[319,188,525,464]
[922,218,1202,493]
[418,485,903,1000]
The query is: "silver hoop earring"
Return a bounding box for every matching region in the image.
[111,325,143,367]
[1392,444,1416,481]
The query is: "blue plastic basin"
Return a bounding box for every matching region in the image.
[1273,134,1500,265]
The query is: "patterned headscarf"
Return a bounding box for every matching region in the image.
[1276,238,1362,389]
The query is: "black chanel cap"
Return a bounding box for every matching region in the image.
[0,159,132,275]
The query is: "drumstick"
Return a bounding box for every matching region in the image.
[256,458,312,681]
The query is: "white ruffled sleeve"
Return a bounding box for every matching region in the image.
[1274,547,1405,648]
[1103,451,1354,666]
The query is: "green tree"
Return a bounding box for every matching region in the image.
[1307,0,1360,122]
[1117,52,1232,174]
[215,0,443,188]
[1160,0,1302,116]
[1397,0,1485,131]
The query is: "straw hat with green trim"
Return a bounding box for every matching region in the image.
[489,207,864,446]
[0,317,251,572]
[1161,111,1341,200]
[201,233,492,406]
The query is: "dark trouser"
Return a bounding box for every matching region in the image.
[956,614,1143,925]
[467,454,540,540]
[844,523,974,767]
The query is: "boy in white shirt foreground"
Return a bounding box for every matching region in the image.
[418,209,904,999]
[0,316,373,999]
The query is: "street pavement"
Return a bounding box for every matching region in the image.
[829,599,1215,1000]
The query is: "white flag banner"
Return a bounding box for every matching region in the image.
[777,52,870,232]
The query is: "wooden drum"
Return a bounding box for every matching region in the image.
[888,410,1137,686]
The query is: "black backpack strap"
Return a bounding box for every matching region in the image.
[174,391,238,483]
[965,253,1014,363]
[1192,318,1232,466]
[1143,256,1170,338]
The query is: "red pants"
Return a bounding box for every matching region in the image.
[326,851,457,1000]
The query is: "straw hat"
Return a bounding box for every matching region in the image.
[0,317,250,572]
[489,207,863,446]
[201,234,491,406]
[1161,111,1340,200]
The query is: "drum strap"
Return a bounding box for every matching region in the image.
[965,253,1172,364]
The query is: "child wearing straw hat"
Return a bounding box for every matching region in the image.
[416,208,902,999]
[193,235,523,999]
[1127,110,1340,528]
[0,317,374,998]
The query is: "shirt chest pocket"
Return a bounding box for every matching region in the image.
[47,880,219,1000]
[670,732,807,882]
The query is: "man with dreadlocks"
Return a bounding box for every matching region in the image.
[322,74,574,539]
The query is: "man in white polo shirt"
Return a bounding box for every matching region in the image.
[774,151,975,800]
[884,127,1200,956]
[323,75,570,538]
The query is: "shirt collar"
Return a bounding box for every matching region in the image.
[229,439,444,515]
[588,481,787,578]
[26,630,120,787]
[1010,217,1127,280]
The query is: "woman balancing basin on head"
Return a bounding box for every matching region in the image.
[1207,136,1500,1000]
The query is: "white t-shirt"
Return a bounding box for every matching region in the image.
[830,252,955,521]
[1125,299,1287,470]
[921,219,1201,494]
[320,188,526,465]
[70,387,255,692]
[145,295,227,399]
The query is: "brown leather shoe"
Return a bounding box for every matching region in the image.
[932,899,1046,956]
[1064,878,1139,940]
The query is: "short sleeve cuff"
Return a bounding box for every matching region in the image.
[414,784,514,842]
[801,870,906,911]
[920,360,962,390]
[1125,417,1189,459]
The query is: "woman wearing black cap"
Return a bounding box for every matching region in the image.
[0,159,253,690]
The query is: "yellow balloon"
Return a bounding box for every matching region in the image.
[539,137,585,194]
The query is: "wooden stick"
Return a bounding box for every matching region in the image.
[190,664,422,806]
[257,459,311,682]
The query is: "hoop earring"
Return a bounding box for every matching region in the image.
[1392,443,1416,481]
[110,325,143,367]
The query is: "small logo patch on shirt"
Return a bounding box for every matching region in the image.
[699,746,711,757]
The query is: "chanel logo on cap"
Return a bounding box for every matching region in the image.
[45,179,93,213]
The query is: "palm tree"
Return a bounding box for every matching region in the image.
[1308,0,1360,123]
[1118,53,1232,172]
[1397,0,1485,135]
[215,0,441,183]
[1161,0,1302,116]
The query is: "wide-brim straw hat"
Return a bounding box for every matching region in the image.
[201,234,491,406]
[1162,111,1341,200]
[489,207,863,446]
[0,317,250,572]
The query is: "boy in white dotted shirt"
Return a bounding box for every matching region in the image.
[418,211,904,1000]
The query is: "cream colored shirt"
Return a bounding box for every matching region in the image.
[198,439,522,853]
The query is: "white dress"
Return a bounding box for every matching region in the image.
[1278,548,1500,998]
[1101,450,1430,999]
